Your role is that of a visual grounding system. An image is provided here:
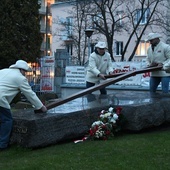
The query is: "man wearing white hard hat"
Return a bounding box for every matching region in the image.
[145,32,170,94]
[0,60,47,151]
[85,41,114,98]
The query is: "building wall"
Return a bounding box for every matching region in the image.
[50,0,169,62]
[39,0,54,57]
[51,3,73,52]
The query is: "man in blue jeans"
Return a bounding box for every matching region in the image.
[0,60,47,151]
[145,33,170,94]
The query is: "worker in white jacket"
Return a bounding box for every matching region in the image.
[85,41,114,95]
[0,60,47,151]
[145,32,170,94]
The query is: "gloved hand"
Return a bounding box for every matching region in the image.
[34,105,47,113]
[41,105,47,112]
[98,73,106,80]
[163,62,170,73]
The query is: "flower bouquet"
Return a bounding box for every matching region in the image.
[88,107,124,140]
[74,107,125,143]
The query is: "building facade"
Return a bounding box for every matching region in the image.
[39,0,54,57]
[50,0,170,63]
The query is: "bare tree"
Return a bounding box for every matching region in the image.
[59,1,95,65]
[89,0,170,61]
[54,0,170,64]
[123,0,168,61]
[90,0,126,61]
[69,1,91,65]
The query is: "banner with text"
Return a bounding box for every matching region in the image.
[40,56,55,91]
[65,66,85,84]
[65,61,152,86]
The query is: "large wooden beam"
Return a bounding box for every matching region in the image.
[42,65,162,110]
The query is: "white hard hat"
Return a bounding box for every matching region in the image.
[9,60,32,72]
[145,33,162,41]
[95,41,107,48]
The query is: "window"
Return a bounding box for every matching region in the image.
[116,11,124,27]
[47,37,50,49]
[66,44,73,56]
[115,41,123,56]
[66,17,73,38]
[60,17,73,39]
[136,41,150,56]
[136,8,150,25]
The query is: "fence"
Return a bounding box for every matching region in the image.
[26,56,55,96]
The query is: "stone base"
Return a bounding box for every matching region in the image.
[10,91,170,148]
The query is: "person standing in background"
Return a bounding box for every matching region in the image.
[145,32,170,94]
[0,60,47,151]
[85,41,114,95]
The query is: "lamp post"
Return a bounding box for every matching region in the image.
[85,29,94,59]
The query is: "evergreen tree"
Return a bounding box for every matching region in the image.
[0,0,42,68]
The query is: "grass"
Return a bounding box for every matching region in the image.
[0,126,170,170]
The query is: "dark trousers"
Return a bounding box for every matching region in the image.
[86,81,107,94]
[0,106,13,149]
[150,76,170,93]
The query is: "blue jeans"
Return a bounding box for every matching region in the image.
[0,106,13,148]
[86,81,107,94]
[150,76,170,93]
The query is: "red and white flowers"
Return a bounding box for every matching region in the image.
[74,106,124,143]
[88,106,123,140]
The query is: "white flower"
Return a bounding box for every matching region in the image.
[101,110,105,114]
[103,112,111,118]
[91,121,103,127]
[113,114,119,120]
[108,107,114,112]
[100,114,104,119]
[110,118,116,124]
[95,130,104,138]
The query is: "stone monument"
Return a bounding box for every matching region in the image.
[10,91,170,148]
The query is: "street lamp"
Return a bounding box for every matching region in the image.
[85,29,94,59]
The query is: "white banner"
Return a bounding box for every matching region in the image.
[40,56,55,67]
[112,62,142,85]
[40,56,55,91]
[65,66,85,84]
[65,61,153,87]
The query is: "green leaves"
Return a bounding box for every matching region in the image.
[0,0,42,68]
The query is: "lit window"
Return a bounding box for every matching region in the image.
[136,41,150,56]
